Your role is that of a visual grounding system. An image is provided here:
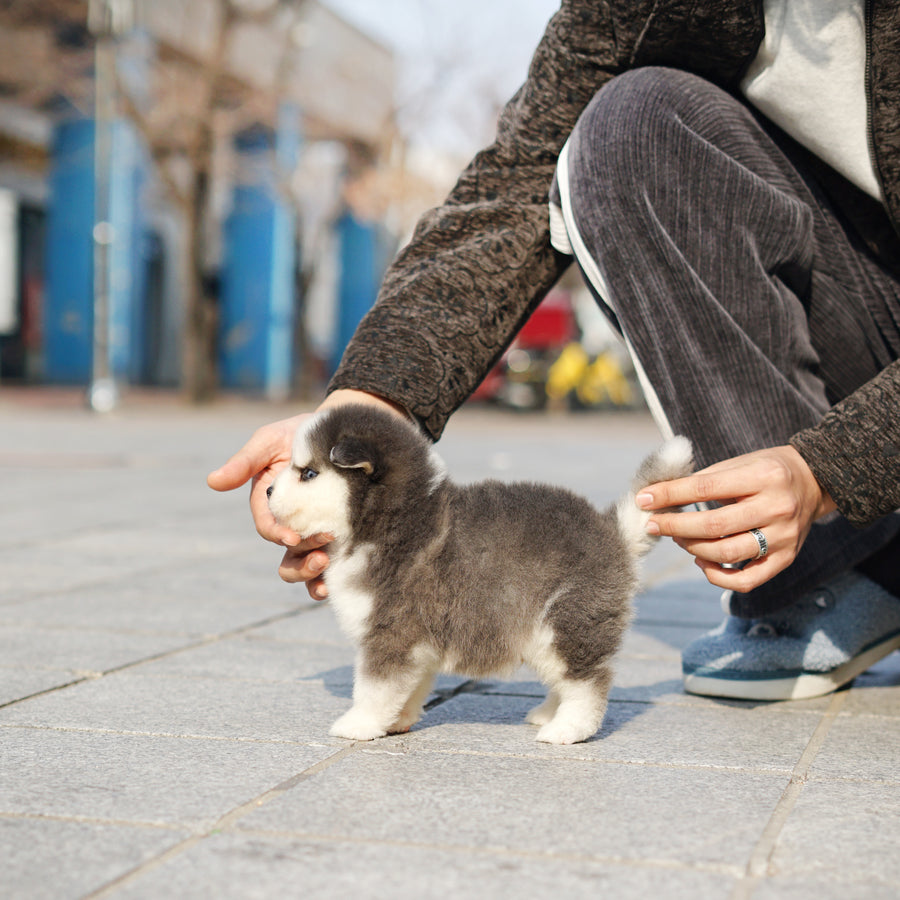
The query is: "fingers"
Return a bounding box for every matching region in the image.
[278,538,333,599]
[249,470,302,546]
[208,411,342,595]
[207,414,311,547]
[637,455,773,510]
[647,500,773,542]
[673,528,770,568]
[692,555,789,593]
[637,445,834,594]
[671,525,792,592]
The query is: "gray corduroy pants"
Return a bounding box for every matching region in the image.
[552,67,900,617]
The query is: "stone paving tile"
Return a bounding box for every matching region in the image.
[131,632,357,686]
[0,531,254,602]
[0,624,194,673]
[752,875,900,900]
[0,672,351,745]
[251,603,354,647]
[0,668,85,706]
[376,691,822,772]
[0,726,336,828]
[3,817,189,900]
[839,652,900,716]
[0,550,138,602]
[0,577,305,637]
[807,711,900,783]
[235,747,787,870]
[764,779,900,890]
[110,832,738,900]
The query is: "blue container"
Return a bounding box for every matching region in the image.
[44,119,95,383]
[219,122,297,395]
[43,118,145,384]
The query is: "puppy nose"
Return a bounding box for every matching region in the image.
[266,485,274,499]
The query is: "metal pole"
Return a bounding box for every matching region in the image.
[89,31,116,411]
[87,0,133,412]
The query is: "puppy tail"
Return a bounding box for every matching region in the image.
[615,436,694,558]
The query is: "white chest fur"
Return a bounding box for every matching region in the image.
[324,542,376,645]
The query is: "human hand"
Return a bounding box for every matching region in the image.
[207,410,333,598]
[207,389,407,599]
[636,445,837,593]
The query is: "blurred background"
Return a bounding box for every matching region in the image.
[0,0,639,413]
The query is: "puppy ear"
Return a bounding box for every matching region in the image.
[329,438,377,477]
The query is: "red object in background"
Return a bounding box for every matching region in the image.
[471,289,576,402]
[515,289,576,349]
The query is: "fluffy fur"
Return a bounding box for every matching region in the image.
[267,404,692,744]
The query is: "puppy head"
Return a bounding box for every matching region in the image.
[266,403,443,541]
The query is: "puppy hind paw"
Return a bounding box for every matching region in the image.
[329,710,388,742]
[386,723,412,735]
[525,701,557,727]
[387,710,421,735]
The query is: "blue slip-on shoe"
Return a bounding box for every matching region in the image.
[682,571,900,701]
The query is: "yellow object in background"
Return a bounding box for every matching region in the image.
[578,352,633,407]
[546,342,589,399]
[546,343,633,407]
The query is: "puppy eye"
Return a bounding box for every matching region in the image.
[300,468,318,482]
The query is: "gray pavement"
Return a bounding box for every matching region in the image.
[2,389,899,900]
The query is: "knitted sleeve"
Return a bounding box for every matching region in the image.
[790,359,900,526]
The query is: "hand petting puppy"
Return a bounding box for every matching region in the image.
[207,389,406,600]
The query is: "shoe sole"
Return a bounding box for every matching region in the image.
[683,632,900,701]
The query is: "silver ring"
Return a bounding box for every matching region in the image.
[749,528,768,560]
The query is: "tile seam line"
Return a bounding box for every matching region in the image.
[0,539,286,599]
[0,810,187,831]
[80,744,359,900]
[0,614,316,639]
[0,723,344,749]
[357,745,800,776]
[0,604,318,710]
[730,690,847,900]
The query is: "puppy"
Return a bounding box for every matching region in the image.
[267,404,692,744]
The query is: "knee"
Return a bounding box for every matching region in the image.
[568,68,711,188]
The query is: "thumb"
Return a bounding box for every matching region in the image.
[208,413,307,494]
[207,452,256,492]
[207,428,281,492]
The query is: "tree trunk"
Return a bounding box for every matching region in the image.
[182,133,218,404]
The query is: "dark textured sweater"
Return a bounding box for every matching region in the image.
[330,0,900,527]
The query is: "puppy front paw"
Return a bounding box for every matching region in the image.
[535,719,597,745]
[329,709,388,742]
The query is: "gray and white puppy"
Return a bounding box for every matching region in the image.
[267,404,692,745]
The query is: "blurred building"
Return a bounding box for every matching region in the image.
[0,0,403,398]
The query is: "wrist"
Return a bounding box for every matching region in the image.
[319,389,409,420]
[786,444,837,521]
